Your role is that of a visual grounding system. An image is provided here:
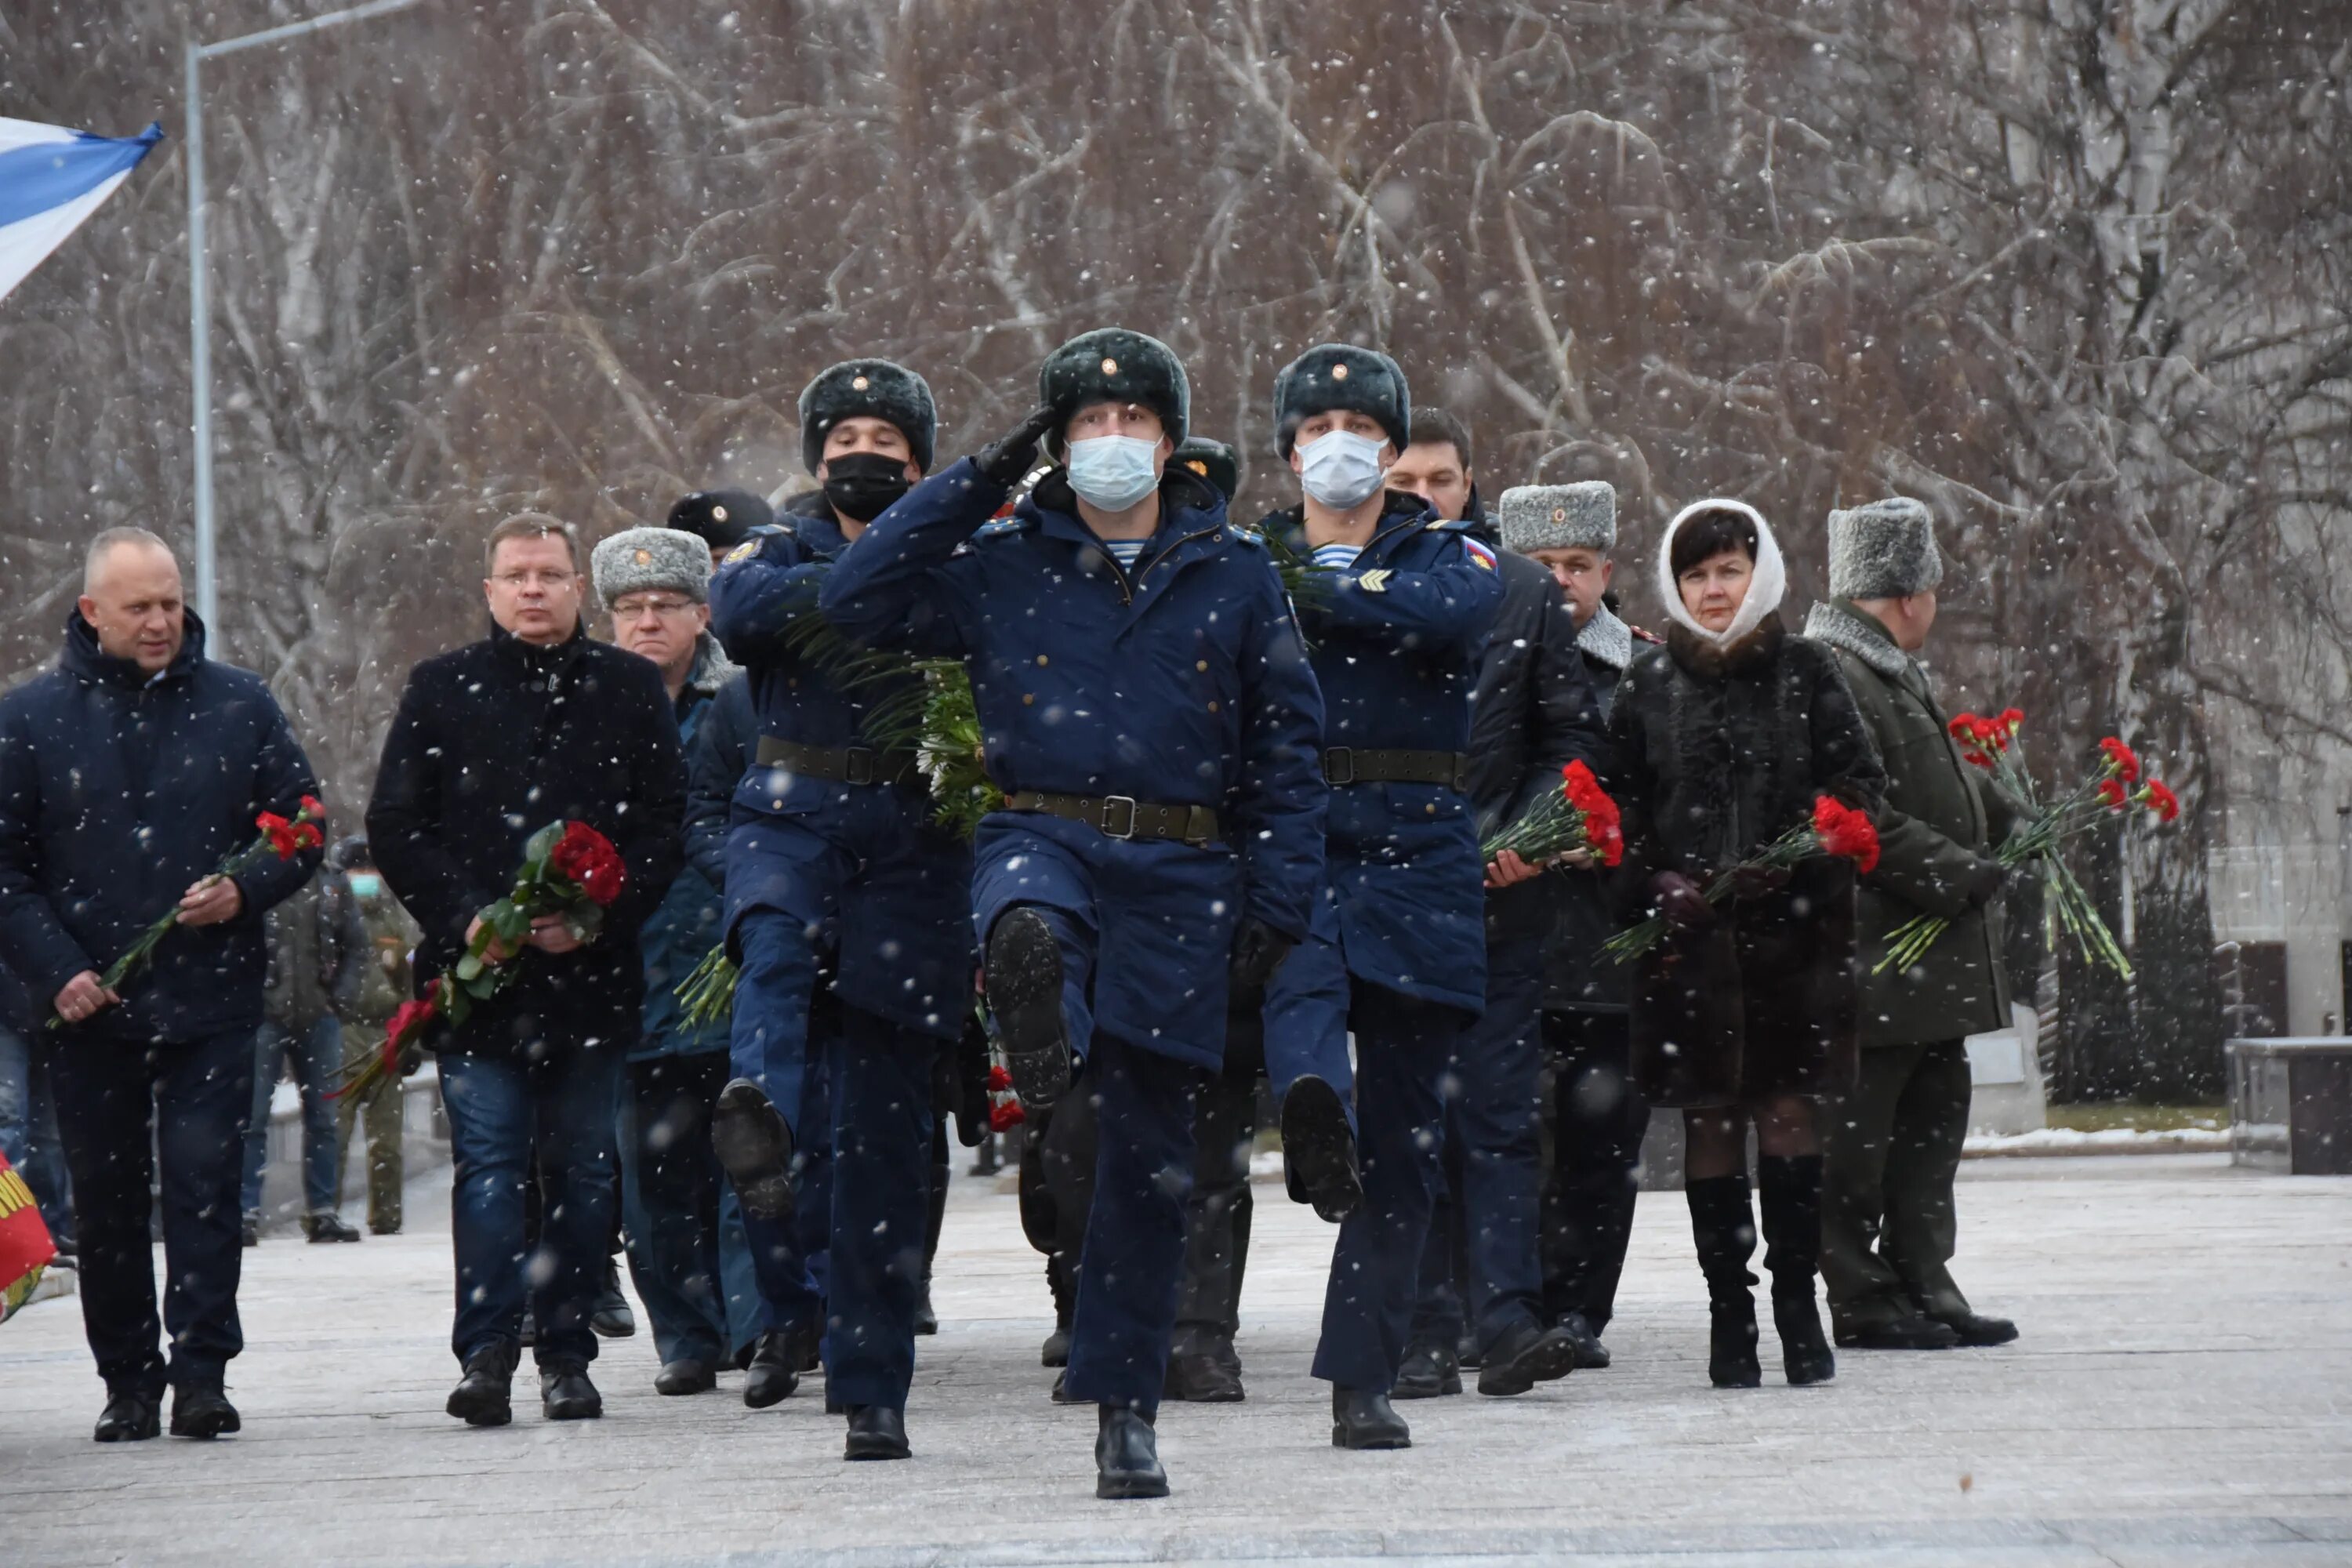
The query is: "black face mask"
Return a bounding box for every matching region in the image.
[822,452,912,523]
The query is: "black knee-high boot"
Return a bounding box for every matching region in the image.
[1685,1174,1762,1388]
[915,1124,949,1334]
[1757,1153,1835,1386]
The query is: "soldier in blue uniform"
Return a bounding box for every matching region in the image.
[703,358,973,1462]
[1251,346,1568,1451]
[818,328,1327,1500]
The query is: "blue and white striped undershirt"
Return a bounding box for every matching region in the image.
[1310,542,1362,570]
[1103,538,1149,569]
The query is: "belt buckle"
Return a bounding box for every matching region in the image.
[844,748,876,787]
[1100,795,1139,839]
[1326,746,1355,786]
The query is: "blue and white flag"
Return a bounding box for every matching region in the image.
[0,118,164,306]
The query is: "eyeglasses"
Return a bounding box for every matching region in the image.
[611,596,699,619]
[493,569,576,590]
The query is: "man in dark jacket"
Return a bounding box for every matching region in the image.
[593,524,763,1397]
[245,857,368,1243]
[1508,481,1655,1367]
[1396,458,1607,1401]
[368,513,685,1428]
[0,528,322,1443]
[1804,499,2018,1351]
[821,328,1327,1498]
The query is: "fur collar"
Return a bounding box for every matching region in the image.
[687,633,739,696]
[1655,499,1787,648]
[1666,612,1785,677]
[1577,603,1635,671]
[1802,598,1913,679]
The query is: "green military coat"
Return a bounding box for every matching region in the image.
[1804,599,2014,1047]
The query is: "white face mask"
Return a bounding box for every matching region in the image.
[1298,429,1388,510]
[1065,435,1162,512]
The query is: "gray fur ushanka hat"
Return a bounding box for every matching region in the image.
[593,526,713,605]
[1497,482,1617,554]
[1828,497,1943,600]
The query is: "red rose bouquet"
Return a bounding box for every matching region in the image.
[1876,713,2175,978]
[50,796,326,1029]
[337,819,626,1101]
[1479,760,1625,869]
[1605,793,1881,963]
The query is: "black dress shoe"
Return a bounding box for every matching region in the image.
[986,909,1073,1111]
[1162,1348,1244,1403]
[1555,1311,1611,1369]
[1279,1076,1363,1222]
[1331,1387,1411,1450]
[1477,1319,1581,1397]
[539,1363,603,1421]
[1392,1343,1461,1400]
[913,1282,939,1336]
[844,1404,911,1461]
[448,1342,517,1426]
[1040,1325,1072,1368]
[169,1380,241,1439]
[1094,1406,1167,1499]
[742,1330,800,1409]
[712,1078,797,1221]
[303,1210,363,1243]
[240,1214,260,1248]
[655,1358,718,1396]
[1936,1310,2019,1347]
[93,1390,161,1443]
[1835,1312,1960,1350]
[590,1279,637,1339]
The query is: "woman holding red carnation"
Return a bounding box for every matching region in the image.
[1602,500,1885,1390]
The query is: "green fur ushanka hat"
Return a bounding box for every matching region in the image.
[1037,328,1190,456]
[1271,344,1411,458]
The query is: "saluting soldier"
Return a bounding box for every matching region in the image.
[820,328,1327,1500]
[704,360,974,1461]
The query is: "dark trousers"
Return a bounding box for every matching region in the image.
[1821,1038,1973,1330]
[1062,1029,1205,1417]
[728,910,833,1335]
[1411,931,1548,1356]
[45,1026,255,1395]
[823,1004,938,1411]
[1313,983,1460,1393]
[440,1044,622,1369]
[620,1052,761,1367]
[1172,988,1265,1359]
[1539,1008,1646,1331]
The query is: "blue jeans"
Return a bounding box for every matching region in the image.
[439,1045,623,1369]
[241,1014,345,1217]
[45,1027,255,1395]
[0,1022,74,1246]
[619,1051,762,1367]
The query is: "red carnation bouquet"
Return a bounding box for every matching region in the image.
[49,796,327,1029]
[337,819,626,1101]
[1480,760,1625,869]
[1605,794,1881,963]
[1876,712,2175,978]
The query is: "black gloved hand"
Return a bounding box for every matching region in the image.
[1652,871,1718,931]
[1727,863,1793,902]
[1229,917,1294,992]
[975,405,1062,488]
[1954,855,2007,908]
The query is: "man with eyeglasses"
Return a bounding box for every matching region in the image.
[591,526,762,1399]
[368,513,686,1428]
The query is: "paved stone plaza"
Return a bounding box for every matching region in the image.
[5,1152,2348,1566]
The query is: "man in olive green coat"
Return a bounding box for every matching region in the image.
[1804,499,2018,1352]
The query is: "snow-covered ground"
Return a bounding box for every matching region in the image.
[5,1152,2347,1566]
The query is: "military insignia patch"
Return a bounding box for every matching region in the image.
[1357,568,1392,593]
[723,539,760,565]
[1462,539,1497,572]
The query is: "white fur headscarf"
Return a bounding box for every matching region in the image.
[1655,499,1786,648]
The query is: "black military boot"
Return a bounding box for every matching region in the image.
[1475,1319,1581,1397]
[1040,1252,1075,1367]
[1837,1312,1960,1351]
[1094,1404,1168,1499]
[169,1374,241,1439]
[654,1357,718,1396]
[1279,1076,1363,1222]
[1757,1154,1835,1387]
[1392,1342,1461,1400]
[844,1405,911,1461]
[742,1328,800,1409]
[985,909,1072,1110]
[446,1340,519,1426]
[1935,1308,2019,1347]
[1163,1338,1244,1403]
[915,1152,949,1336]
[538,1360,604,1420]
[93,1387,161,1443]
[1330,1387,1412,1450]
[711,1079,796,1222]
[1686,1174,1762,1388]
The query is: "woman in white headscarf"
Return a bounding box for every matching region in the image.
[1601,499,1884,1390]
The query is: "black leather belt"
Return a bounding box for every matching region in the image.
[1004,790,1223,846]
[755,737,919,786]
[1323,746,1468,790]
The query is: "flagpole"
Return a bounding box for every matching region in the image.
[185,0,427,642]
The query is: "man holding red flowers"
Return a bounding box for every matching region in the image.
[0,528,323,1443]
[1802,498,2021,1352]
[368,513,687,1428]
